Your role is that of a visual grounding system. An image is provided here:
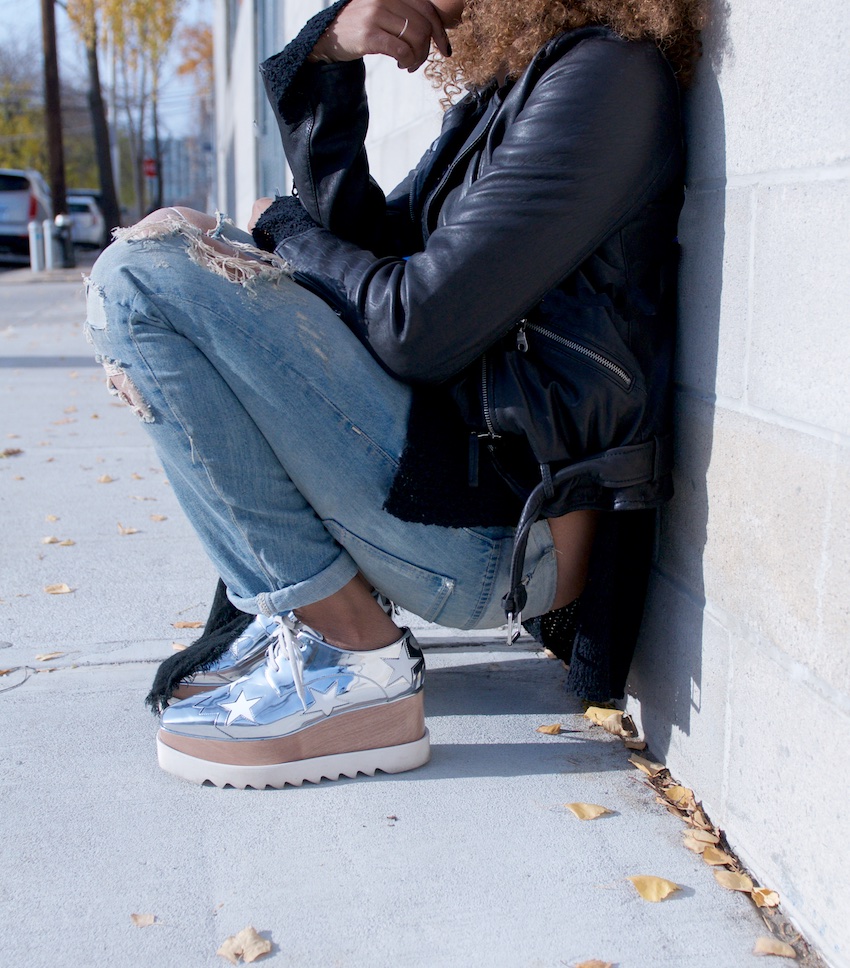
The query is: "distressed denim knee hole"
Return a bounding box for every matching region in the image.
[96,355,154,423]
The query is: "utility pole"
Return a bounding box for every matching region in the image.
[41,0,67,217]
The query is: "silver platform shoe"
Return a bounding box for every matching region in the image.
[172,592,396,700]
[172,614,280,700]
[157,614,429,789]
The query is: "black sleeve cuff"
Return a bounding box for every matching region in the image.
[251,195,320,251]
[258,0,354,101]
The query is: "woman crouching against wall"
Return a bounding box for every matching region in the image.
[84,0,703,788]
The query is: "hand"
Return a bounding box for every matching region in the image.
[248,197,275,232]
[311,0,451,73]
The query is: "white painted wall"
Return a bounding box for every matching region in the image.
[625,3,850,966]
[213,3,849,963]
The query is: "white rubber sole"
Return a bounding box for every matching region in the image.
[156,729,431,789]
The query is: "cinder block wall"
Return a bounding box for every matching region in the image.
[625,3,850,965]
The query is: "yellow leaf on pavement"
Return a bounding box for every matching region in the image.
[627,875,680,902]
[117,522,139,535]
[58,540,75,546]
[130,913,156,927]
[584,705,615,725]
[217,926,272,964]
[150,514,168,522]
[536,723,562,735]
[173,621,204,629]
[35,652,64,661]
[575,961,613,968]
[172,642,188,651]
[752,888,780,908]
[45,514,59,521]
[97,474,114,483]
[754,936,796,958]
[42,536,60,544]
[683,829,719,853]
[565,802,612,821]
[44,583,73,595]
[664,785,696,809]
[702,846,734,866]
[629,753,665,776]
[714,869,753,892]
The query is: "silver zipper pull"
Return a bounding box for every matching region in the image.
[516,319,528,353]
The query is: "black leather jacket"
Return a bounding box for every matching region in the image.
[260,19,684,528]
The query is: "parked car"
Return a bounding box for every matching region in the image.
[67,194,107,248]
[0,168,52,257]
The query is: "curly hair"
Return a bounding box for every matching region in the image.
[425,0,705,100]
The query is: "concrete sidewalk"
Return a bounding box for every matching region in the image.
[0,272,808,967]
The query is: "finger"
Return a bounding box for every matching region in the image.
[403,0,451,57]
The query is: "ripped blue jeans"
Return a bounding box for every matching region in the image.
[84,213,558,628]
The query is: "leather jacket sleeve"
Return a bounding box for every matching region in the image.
[272,35,681,384]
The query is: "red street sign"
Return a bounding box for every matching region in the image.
[143,158,157,178]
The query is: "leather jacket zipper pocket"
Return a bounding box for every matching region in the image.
[524,323,633,389]
[480,352,501,438]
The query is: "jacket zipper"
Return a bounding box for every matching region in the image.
[480,353,500,438]
[523,323,633,389]
[422,101,500,239]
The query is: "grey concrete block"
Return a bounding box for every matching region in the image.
[748,179,850,434]
[688,0,850,181]
[676,185,752,400]
[724,632,850,967]
[681,405,845,690]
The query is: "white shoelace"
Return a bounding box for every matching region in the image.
[269,614,309,711]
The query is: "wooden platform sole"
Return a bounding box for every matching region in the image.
[157,693,428,788]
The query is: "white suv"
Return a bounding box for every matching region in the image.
[0,169,52,257]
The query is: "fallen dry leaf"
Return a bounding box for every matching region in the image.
[714,869,753,893]
[172,642,188,651]
[13,475,24,480]
[754,936,796,958]
[90,413,100,419]
[624,738,647,750]
[627,875,680,902]
[64,405,77,414]
[0,447,23,458]
[0,669,13,677]
[45,514,59,522]
[97,474,114,483]
[35,652,64,661]
[683,830,719,853]
[664,785,696,810]
[217,926,272,964]
[130,495,156,501]
[44,583,73,595]
[150,514,168,522]
[130,913,156,927]
[173,621,203,629]
[701,846,735,867]
[565,802,612,821]
[117,522,140,535]
[536,723,562,735]
[629,753,665,776]
[7,433,20,438]
[58,539,75,547]
[752,887,781,909]
[575,961,613,968]
[689,807,712,830]
[42,536,60,545]
[584,705,615,726]
[131,472,144,480]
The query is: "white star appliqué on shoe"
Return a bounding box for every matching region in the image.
[381,645,420,687]
[309,681,345,717]
[219,689,262,726]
